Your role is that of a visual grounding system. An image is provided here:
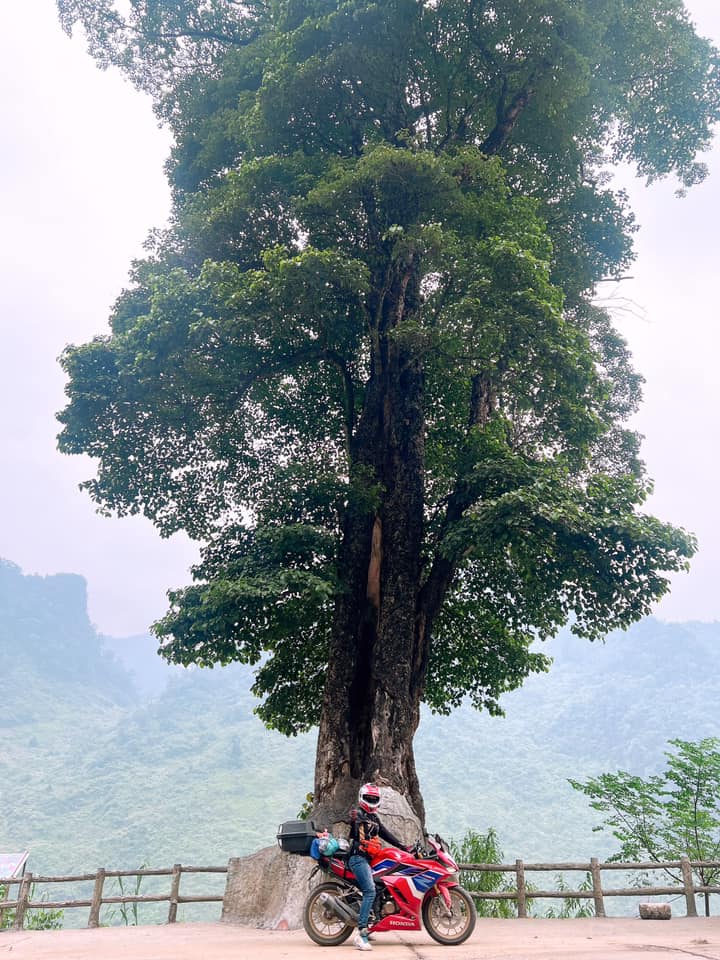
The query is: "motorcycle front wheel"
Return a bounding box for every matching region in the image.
[422,885,477,945]
[303,881,355,946]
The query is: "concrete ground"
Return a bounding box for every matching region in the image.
[2,918,720,960]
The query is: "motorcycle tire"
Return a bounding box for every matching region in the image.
[303,881,355,946]
[422,885,477,946]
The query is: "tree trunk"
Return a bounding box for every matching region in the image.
[313,265,429,825]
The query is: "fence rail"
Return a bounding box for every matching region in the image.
[0,864,227,929]
[459,856,720,917]
[2,856,719,929]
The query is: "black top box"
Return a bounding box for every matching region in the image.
[277,819,317,855]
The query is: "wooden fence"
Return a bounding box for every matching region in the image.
[460,856,720,917]
[2,857,719,929]
[0,864,227,929]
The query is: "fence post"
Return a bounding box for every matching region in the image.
[515,859,527,918]
[88,868,106,928]
[590,858,606,917]
[167,864,182,923]
[13,872,32,930]
[680,856,698,917]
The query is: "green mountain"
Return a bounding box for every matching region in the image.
[1,558,718,887]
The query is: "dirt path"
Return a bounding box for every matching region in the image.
[2,918,720,960]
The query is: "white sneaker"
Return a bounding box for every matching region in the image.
[353,930,373,951]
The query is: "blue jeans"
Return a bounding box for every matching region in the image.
[348,854,375,930]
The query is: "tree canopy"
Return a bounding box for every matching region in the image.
[56,0,714,815]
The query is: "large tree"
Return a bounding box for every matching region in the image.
[56,0,715,822]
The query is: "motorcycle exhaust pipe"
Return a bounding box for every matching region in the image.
[319,892,359,926]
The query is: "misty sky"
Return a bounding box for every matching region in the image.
[1,0,719,637]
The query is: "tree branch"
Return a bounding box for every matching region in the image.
[144,28,256,48]
[322,349,356,462]
[480,76,538,155]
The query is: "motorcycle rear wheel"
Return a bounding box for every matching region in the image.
[303,881,355,946]
[422,885,477,945]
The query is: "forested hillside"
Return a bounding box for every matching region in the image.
[1,559,718,878]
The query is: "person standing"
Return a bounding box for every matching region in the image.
[347,782,408,952]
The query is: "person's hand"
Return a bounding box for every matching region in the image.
[360,836,383,855]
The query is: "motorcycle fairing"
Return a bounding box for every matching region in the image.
[371,912,420,931]
[399,867,444,893]
[369,855,406,874]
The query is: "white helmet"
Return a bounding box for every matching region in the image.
[358,782,381,812]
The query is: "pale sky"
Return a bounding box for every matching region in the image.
[1,0,719,636]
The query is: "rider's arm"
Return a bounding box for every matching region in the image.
[378,820,407,850]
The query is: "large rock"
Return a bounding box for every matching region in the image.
[221,846,318,929]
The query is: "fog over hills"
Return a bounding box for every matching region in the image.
[1,558,718,878]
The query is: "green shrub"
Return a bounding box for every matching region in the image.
[543,872,594,918]
[0,883,63,930]
[450,828,517,918]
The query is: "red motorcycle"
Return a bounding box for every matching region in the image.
[302,833,477,946]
